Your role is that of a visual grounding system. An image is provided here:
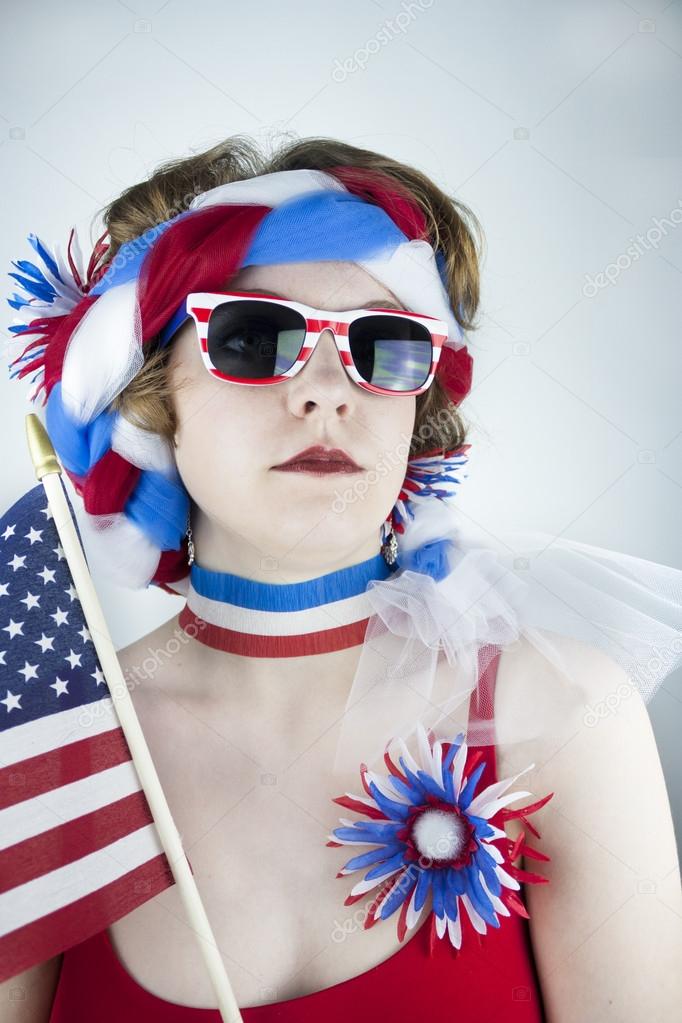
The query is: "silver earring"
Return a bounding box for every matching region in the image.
[186,511,195,566]
[380,516,398,566]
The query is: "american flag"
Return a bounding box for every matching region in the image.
[0,481,175,981]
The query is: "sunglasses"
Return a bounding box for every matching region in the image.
[162,291,448,396]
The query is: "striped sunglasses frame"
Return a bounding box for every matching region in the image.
[182,290,449,397]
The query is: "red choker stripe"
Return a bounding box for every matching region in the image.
[178,604,371,658]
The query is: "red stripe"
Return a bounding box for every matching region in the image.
[0,853,174,983]
[82,450,141,516]
[0,726,131,810]
[0,790,153,893]
[178,605,369,656]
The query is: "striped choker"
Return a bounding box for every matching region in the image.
[178,552,396,657]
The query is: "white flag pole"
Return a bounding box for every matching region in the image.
[26,413,244,1023]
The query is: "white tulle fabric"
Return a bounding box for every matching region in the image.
[110,412,177,478]
[332,498,682,776]
[60,279,143,424]
[78,509,162,591]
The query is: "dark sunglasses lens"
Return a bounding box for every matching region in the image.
[206,301,306,379]
[349,315,433,391]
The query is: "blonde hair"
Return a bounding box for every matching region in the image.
[102,134,485,455]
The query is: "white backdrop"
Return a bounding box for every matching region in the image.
[1,0,680,861]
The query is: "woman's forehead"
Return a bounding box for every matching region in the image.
[224,260,403,310]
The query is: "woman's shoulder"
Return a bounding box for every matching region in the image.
[493,630,640,781]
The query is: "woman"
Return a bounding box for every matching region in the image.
[3,136,681,1021]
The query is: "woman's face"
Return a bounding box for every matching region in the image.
[167,260,416,579]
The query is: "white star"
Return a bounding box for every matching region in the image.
[91,666,106,686]
[2,619,24,639]
[18,661,39,682]
[64,583,78,602]
[65,649,82,669]
[0,650,6,665]
[51,607,69,627]
[78,625,91,643]
[20,591,40,610]
[0,582,9,597]
[35,633,55,653]
[1,524,16,540]
[50,677,69,697]
[40,504,53,519]
[7,554,26,572]
[24,527,43,545]
[1,690,22,712]
[52,545,65,561]
[37,566,56,585]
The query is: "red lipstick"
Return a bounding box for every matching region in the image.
[272,445,363,475]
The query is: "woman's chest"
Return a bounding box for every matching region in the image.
[108,684,435,1009]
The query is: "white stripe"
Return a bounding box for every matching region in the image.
[0,823,165,936]
[0,697,119,766]
[189,169,347,212]
[0,760,141,849]
[188,584,374,636]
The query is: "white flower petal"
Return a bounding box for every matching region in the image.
[461,892,488,934]
[466,763,534,816]
[479,871,510,917]
[474,789,533,820]
[494,864,521,890]
[405,882,423,931]
[447,906,463,949]
[349,866,402,898]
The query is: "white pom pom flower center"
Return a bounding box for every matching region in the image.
[412,808,468,861]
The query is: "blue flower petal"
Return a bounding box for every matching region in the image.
[469,813,498,840]
[413,865,433,912]
[385,771,423,804]
[28,233,62,282]
[443,872,461,920]
[414,768,448,802]
[398,759,433,801]
[342,842,405,872]
[474,847,502,897]
[464,863,500,927]
[367,781,411,821]
[332,821,403,843]
[8,271,56,303]
[446,865,467,896]
[431,869,446,919]
[363,848,407,881]
[458,761,486,810]
[14,258,50,284]
[378,865,418,920]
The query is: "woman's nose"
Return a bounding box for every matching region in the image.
[285,327,356,414]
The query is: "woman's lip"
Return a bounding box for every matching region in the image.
[272,460,363,475]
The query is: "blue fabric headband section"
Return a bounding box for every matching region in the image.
[190,550,394,610]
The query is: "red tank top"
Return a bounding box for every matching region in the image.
[49,648,547,1022]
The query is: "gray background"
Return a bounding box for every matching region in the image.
[1,0,680,863]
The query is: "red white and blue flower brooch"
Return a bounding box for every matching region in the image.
[327,722,553,951]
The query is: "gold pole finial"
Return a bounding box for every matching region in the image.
[25,413,62,480]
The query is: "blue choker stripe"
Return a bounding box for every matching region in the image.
[189,552,394,611]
